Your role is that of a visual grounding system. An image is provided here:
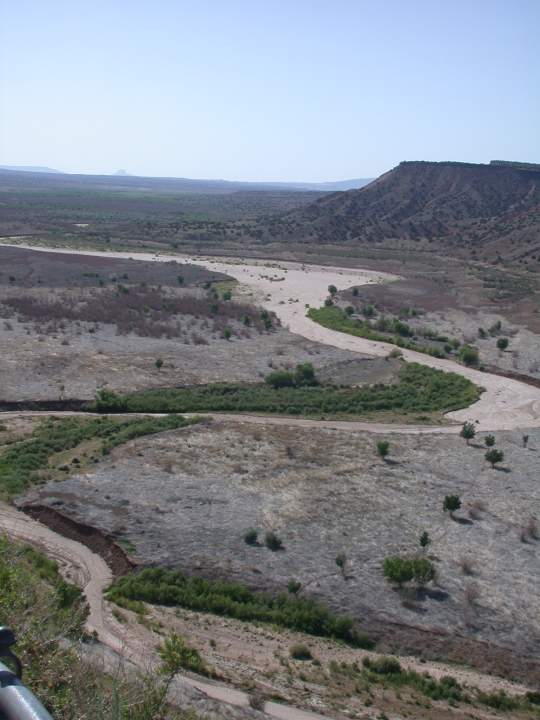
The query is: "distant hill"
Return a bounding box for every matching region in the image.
[0,165,62,173]
[0,167,371,194]
[264,160,540,257]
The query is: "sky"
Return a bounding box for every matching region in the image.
[1,0,539,182]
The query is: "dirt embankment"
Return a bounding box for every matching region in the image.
[21,504,135,576]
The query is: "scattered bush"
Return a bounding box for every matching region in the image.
[496,337,509,351]
[484,434,495,447]
[485,448,504,468]
[244,528,258,546]
[287,579,302,594]
[264,531,283,551]
[376,440,389,460]
[290,644,312,661]
[158,632,207,676]
[459,344,479,366]
[419,531,430,550]
[362,656,402,675]
[460,421,476,444]
[155,358,164,370]
[443,495,461,518]
[383,557,435,588]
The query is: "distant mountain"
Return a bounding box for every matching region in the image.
[0,165,62,173]
[264,178,372,191]
[0,167,370,194]
[264,160,540,257]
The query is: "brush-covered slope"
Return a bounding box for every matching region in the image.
[266,161,540,256]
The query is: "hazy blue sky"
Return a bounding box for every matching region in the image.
[1,0,539,181]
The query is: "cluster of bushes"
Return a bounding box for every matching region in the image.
[265,362,318,389]
[308,305,457,360]
[383,556,436,587]
[2,284,277,340]
[0,414,199,497]
[362,657,464,702]
[89,363,481,419]
[106,567,372,646]
[309,305,484,365]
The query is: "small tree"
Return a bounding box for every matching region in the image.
[376,440,390,460]
[484,434,496,447]
[460,422,476,445]
[155,358,164,370]
[419,531,431,551]
[222,290,232,301]
[324,297,333,307]
[177,275,184,285]
[522,434,529,448]
[352,287,359,297]
[265,531,283,551]
[328,284,338,296]
[345,305,355,316]
[496,337,509,351]
[485,448,504,468]
[223,328,232,340]
[265,369,295,388]
[443,495,461,519]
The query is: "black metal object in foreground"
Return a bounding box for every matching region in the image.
[0,628,53,720]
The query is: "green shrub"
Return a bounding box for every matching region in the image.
[460,421,476,444]
[287,579,302,594]
[159,632,207,675]
[362,656,402,675]
[264,531,283,551]
[376,440,389,459]
[290,643,312,660]
[496,337,509,350]
[484,434,496,447]
[485,448,504,468]
[443,495,461,516]
[383,557,435,587]
[459,344,479,366]
[244,528,258,545]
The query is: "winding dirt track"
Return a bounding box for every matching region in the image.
[1,243,539,715]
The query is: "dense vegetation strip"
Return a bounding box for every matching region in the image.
[308,305,480,363]
[107,567,372,647]
[89,362,481,419]
[0,414,199,498]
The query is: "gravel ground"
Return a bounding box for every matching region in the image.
[0,317,373,401]
[21,420,540,664]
